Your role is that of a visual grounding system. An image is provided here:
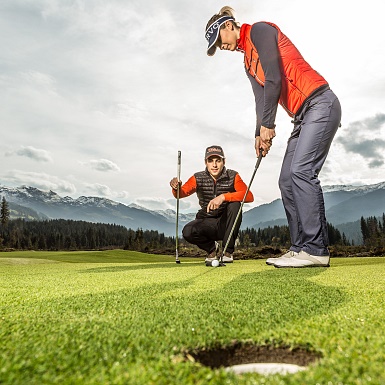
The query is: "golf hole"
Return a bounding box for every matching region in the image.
[184,342,321,375]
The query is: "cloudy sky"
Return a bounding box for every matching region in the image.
[1,0,384,214]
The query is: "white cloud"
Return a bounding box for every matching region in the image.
[0,0,384,212]
[82,159,120,172]
[83,183,129,200]
[336,113,385,168]
[21,70,57,91]
[2,170,76,194]
[6,146,53,162]
[133,197,195,213]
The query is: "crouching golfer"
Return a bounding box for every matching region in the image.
[170,145,254,264]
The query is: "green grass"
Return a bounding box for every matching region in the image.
[1,250,385,385]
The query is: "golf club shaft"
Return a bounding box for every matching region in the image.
[175,151,181,261]
[221,153,263,260]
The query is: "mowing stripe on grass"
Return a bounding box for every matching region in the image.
[1,251,385,385]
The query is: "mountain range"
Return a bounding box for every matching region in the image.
[1,182,385,244]
[241,182,385,244]
[0,186,194,237]
[242,182,385,227]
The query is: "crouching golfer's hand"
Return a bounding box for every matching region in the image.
[170,177,181,190]
[207,194,225,212]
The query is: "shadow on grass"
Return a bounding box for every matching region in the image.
[79,260,204,273]
[17,265,345,333]
[1,264,349,384]
[75,265,344,332]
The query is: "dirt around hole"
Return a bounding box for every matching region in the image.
[186,342,322,369]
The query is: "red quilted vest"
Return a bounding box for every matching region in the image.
[238,23,328,117]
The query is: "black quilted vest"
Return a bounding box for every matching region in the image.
[194,167,237,218]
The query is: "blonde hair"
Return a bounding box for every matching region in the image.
[205,6,240,31]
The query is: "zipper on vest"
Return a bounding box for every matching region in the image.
[280,100,294,117]
[280,76,308,117]
[245,46,265,86]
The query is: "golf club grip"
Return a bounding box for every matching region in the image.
[222,153,263,256]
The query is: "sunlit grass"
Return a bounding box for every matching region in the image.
[1,250,384,384]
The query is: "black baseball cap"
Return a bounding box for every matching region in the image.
[205,145,225,160]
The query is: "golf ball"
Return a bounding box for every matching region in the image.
[212,259,220,267]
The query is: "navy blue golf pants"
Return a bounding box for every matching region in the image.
[278,89,342,256]
[182,202,241,254]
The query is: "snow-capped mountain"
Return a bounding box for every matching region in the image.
[128,203,195,222]
[323,181,385,194]
[1,182,384,242]
[242,181,385,244]
[1,186,120,207]
[0,185,187,236]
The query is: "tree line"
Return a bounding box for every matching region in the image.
[0,197,175,251]
[0,218,175,251]
[361,214,385,247]
[0,217,349,252]
[1,196,384,251]
[238,221,350,249]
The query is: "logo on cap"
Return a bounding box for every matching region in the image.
[205,145,225,159]
[205,16,234,56]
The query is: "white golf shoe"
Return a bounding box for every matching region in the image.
[266,250,298,265]
[272,250,330,268]
[204,242,220,264]
[205,253,217,264]
[222,252,233,263]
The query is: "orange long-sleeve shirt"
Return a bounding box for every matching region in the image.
[172,173,254,203]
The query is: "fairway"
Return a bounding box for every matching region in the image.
[1,251,385,385]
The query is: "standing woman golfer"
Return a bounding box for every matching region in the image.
[205,7,342,268]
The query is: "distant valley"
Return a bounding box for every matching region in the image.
[1,182,385,244]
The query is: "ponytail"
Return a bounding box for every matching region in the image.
[205,6,240,30]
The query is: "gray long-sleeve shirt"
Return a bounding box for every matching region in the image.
[245,22,282,137]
